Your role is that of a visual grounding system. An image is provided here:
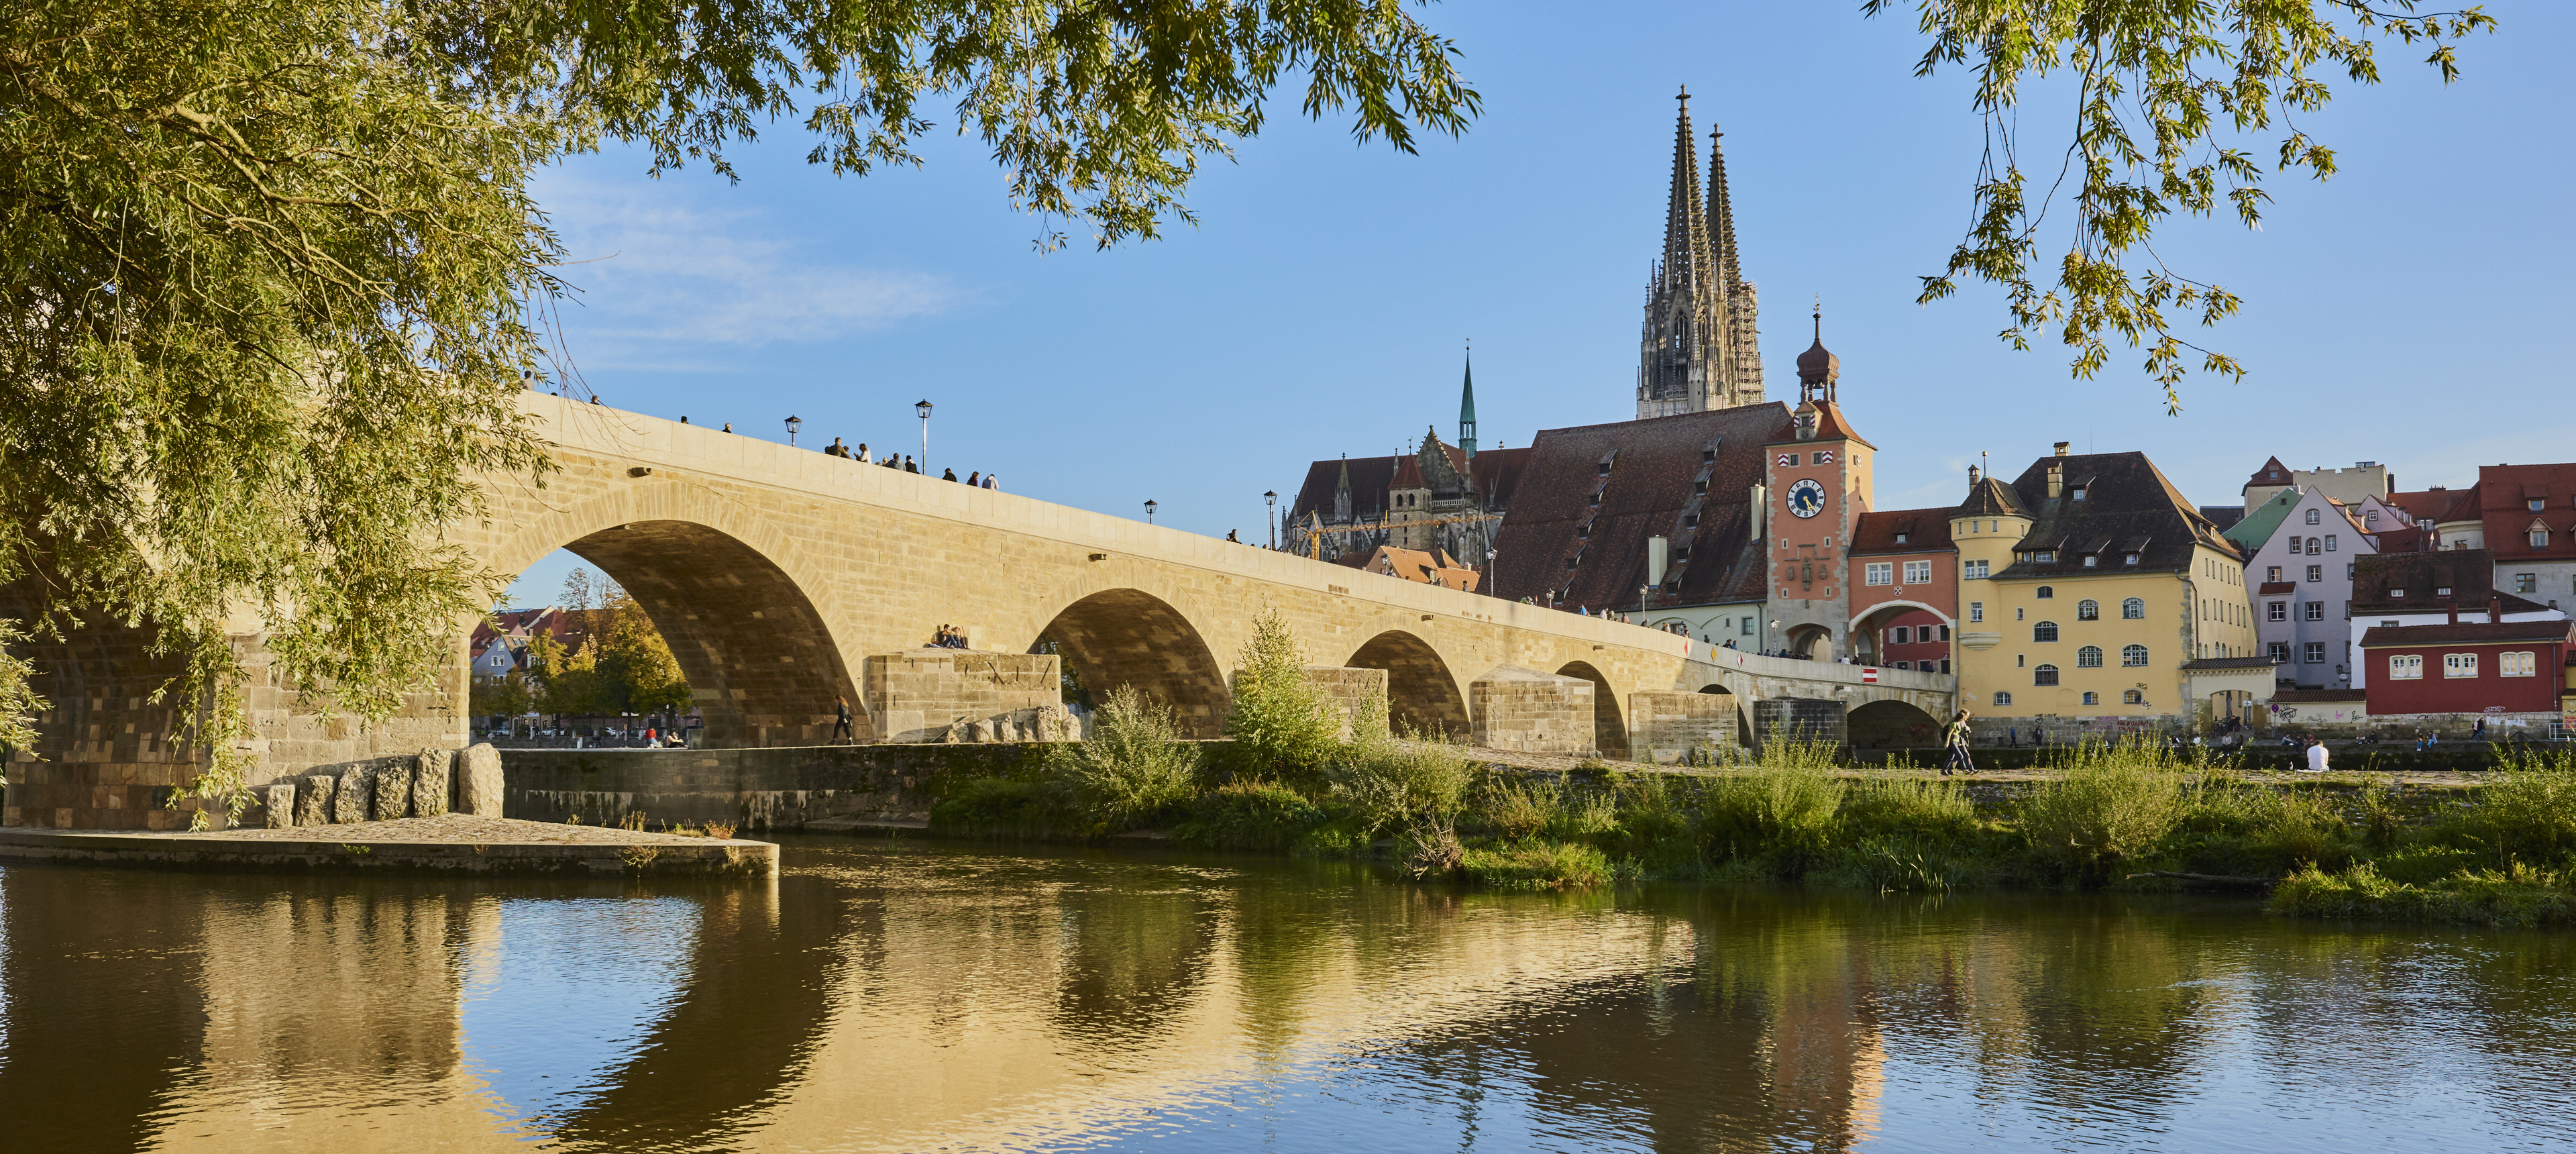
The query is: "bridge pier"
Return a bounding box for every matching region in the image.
[862,651,1069,743]
[1627,692,1741,764]
[1468,667,1597,756]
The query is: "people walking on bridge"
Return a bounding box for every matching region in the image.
[855,443,871,463]
[966,471,980,486]
[1941,709,1976,777]
[943,468,958,482]
[833,695,855,743]
[981,473,997,490]
[904,456,919,474]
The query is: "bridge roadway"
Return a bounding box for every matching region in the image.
[3,393,1951,829]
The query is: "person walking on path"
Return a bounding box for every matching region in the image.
[943,468,958,482]
[2302,734,2330,774]
[833,695,855,743]
[855,443,871,463]
[1941,709,1976,776]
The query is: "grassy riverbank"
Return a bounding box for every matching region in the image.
[930,612,2576,927]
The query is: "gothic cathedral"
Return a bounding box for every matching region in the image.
[1636,90,1762,419]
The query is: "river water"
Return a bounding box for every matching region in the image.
[3,837,2572,1153]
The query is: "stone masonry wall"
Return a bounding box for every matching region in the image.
[1470,667,1595,755]
[864,651,1070,743]
[1628,692,1741,764]
[1303,666,1389,739]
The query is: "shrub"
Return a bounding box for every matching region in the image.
[1700,741,1845,868]
[1835,834,1966,893]
[1050,684,1200,830]
[1477,776,1561,841]
[1221,610,1342,784]
[2432,750,2576,866]
[1840,774,1979,846]
[2015,739,2188,884]
[2269,860,2576,928]
[1329,736,1471,841]
[929,777,1083,841]
[1460,839,1612,890]
[1172,780,1326,852]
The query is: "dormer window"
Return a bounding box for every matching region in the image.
[2035,551,2056,564]
[2390,588,2406,598]
[2070,487,2087,501]
[2436,586,2452,597]
[1597,461,1612,476]
[2532,499,2547,512]
[1894,532,1909,544]
[2125,554,2140,566]
[2082,555,2098,568]
[1703,450,1717,464]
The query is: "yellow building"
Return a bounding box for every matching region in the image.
[1951,444,2260,739]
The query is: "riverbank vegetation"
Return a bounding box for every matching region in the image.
[926,613,2576,927]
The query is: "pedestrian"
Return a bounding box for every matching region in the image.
[943,468,957,482]
[1941,709,1976,777]
[2302,734,2330,774]
[967,470,981,486]
[981,474,997,490]
[833,695,855,743]
[644,725,657,744]
[1226,529,1240,542]
[904,456,919,474]
[2473,717,2488,741]
[855,443,871,463]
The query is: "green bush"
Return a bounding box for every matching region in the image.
[1477,776,1562,841]
[1831,834,1968,893]
[1329,735,1472,841]
[928,777,1083,841]
[1047,684,1200,831]
[1840,774,1979,846]
[1599,774,1699,864]
[2268,860,2576,928]
[2428,750,2576,866]
[1459,839,1612,890]
[1221,610,1342,785]
[2015,739,2188,884]
[1700,741,1845,868]
[1545,787,1620,841]
[1172,780,1327,852]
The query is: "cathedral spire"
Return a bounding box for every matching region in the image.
[1458,343,1478,460]
[1638,89,1761,419]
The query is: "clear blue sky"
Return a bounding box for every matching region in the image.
[504,1,2573,607]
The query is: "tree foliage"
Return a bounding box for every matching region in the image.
[1,0,1474,818]
[1222,609,1341,778]
[1866,0,2494,407]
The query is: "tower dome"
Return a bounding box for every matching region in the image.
[1795,301,1838,401]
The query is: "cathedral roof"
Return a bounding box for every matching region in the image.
[1489,403,1793,609]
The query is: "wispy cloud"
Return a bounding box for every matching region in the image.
[534,173,958,350]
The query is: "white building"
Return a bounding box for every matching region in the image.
[2230,487,2375,690]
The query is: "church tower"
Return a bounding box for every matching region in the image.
[1458,348,1478,460]
[1637,89,1762,419]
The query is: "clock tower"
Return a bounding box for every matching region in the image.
[1762,308,1874,659]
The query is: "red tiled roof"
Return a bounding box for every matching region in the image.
[2477,462,2576,562]
[2242,455,2291,492]
[1849,508,1957,555]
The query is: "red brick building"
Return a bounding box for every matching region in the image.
[2359,618,2573,716]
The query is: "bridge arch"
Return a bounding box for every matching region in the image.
[486,483,858,747]
[1696,682,1754,748]
[1848,698,1943,750]
[1036,589,1230,737]
[1344,630,1469,737]
[1552,660,1628,759]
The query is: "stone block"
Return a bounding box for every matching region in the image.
[1468,666,1595,755]
[864,651,1061,743]
[1301,667,1389,740]
[262,783,297,828]
[454,743,504,817]
[411,748,453,815]
[1629,692,1741,764]
[371,757,413,821]
[294,774,336,826]
[333,764,374,825]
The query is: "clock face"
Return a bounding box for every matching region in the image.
[1786,478,1828,519]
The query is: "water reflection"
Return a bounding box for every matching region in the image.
[1,845,2574,1152]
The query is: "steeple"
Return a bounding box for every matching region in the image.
[1458,344,1478,460]
[1796,299,1839,402]
[1638,88,1762,419]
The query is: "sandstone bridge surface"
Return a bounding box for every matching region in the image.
[3,395,1951,829]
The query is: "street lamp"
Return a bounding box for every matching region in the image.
[784,414,802,445]
[1264,490,1278,549]
[1144,499,1158,525]
[914,399,932,472]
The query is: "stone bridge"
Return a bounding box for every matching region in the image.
[3,395,1951,829]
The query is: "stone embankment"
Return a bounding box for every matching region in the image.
[246,743,508,829]
[0,812,777,876]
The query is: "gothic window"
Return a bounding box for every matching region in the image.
[2076,599,2100,621]
[2033,664,2060,686]
[2122,644,2149,667]
[2033,621,2059,642]
[2078,645,2103,668]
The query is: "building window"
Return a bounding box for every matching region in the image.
[2036,586,2055,599]
[2390,588,2407,598]
[2443,652,2478,678]
[1964,560,1991,579]
[2121,643,2149,667]
[2515,573,2538,593]
[2077,598,2100,621]
[2267,601,2287,622]
[2017,607,2025,621]
[1969,602,1984,623]
[2503,651,2538,677]
[2036,550,2057,563]
[2078,645,2104,668]
[2532,499,2548,513]
[1891,626,1911,644]
[2034,621,2059,642]
[1894,531,1909,543]
[2304,602,2324,621]
[2325,535,2337,552]
[2071,486,2088,501]
[2123,689,2145,704]
[2122,597,2145,620]
[2265,566,2282,582]
[1741,617,1756,635]
[1866,562,1893,586]
[2033,664,2060,686]
[1811,451,1832,465]
[2436,586,2451,596]
[1937,625,1952,642]
[2017,653,2025,667]
[2365,509,2379,526]
[1904,560,1933,584]
[1942,660,1953,673]
[2268,641,2291,664]
[1994,691,2013,706]
[2304,641,2326,664]
[2082,555,2099,568]
[2532,527,2550,549]
[2125,554,2140,565]
[2307,565,2323,582]
[2077,690,2096,705]
[2389,653,2422,680]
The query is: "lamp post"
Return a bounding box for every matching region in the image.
[914,399,932,472]
[784,414,802,446]
[1144,499,1158,525]
[1264,491,1278,549]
